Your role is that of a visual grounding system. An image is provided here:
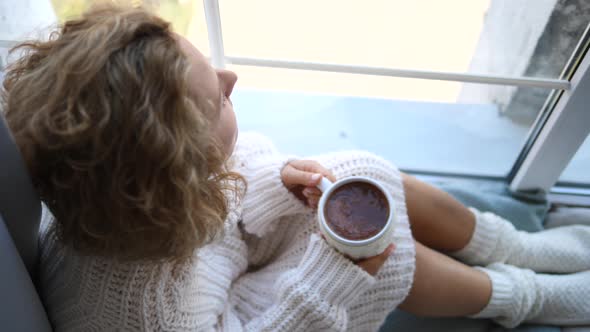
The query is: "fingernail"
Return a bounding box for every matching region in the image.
[310,173,322,182]
[302,187,314,195]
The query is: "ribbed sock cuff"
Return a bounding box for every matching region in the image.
[471,265,514,321]
[451,208,502,266]
[473,263,539,329]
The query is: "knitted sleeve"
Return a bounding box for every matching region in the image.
[308,150,417,331]
[232,132,311,236]
[134,232,376,332]
[236,234,376,332]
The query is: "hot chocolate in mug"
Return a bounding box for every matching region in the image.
[317,176,396,260]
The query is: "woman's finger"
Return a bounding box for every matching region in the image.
[281,164,323,187]
[288,160,337,182]
[307,196,319,208]
[355,244,395,276]
[302,187,322,198]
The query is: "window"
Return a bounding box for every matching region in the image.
[220,1,489,71]
[232,77,548,177]
[559,134,590,186]
[216,0,589,178]
[220,0,586,124]
[4,0,590,191]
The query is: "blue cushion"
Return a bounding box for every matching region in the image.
[379,179,558,332]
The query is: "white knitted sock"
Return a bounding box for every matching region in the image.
[452,208,590,273]
[473,263,590,328]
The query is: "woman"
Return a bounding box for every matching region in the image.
[2,4,589,331]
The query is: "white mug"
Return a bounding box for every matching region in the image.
[317,176,396,260]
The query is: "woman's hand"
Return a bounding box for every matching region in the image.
[281,160,336,208]
[319,231,396,276]
[355,244,396,276]
[283,160,394,275]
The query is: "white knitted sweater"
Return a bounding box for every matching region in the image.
[38,132,416,331]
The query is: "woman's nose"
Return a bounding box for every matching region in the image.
[218,69,238,97]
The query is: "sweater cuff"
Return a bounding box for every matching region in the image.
[281,234,376,307]
[241,156,310,237]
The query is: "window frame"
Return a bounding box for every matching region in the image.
[203,0,590,194]
[508,25,590,194]
[3,1,589,196]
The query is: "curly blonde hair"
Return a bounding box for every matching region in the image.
[1,4,241,262]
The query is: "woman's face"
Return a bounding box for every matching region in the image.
[177,36,238,159]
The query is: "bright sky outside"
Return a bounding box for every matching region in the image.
[186,0,491,102]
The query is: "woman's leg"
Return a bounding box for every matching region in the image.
[401,173,590,273]
[399,242,590,327]
[401,173,475,252]
[314,151,590,272]
[398,241,490,317]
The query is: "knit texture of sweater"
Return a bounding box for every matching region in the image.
[38,132,416,331]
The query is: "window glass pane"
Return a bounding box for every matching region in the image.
[221,0,589,127]
[559,134,590,185]
[220,0,590,79]
[49,0,210,55]
[230,65,547,177]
